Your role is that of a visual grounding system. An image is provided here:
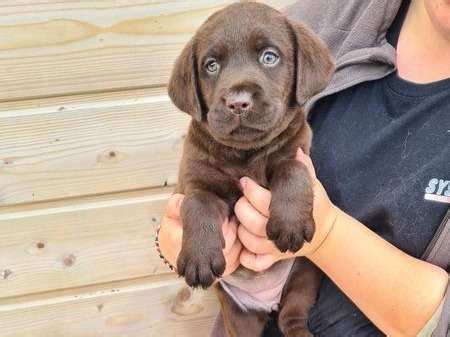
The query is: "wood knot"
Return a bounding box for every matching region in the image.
[3,158,14,166]
[1,269,12,280]
[97,149,124,164]
[63,254,76,267]
[25,241,48,256]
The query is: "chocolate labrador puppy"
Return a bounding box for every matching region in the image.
[168,2,334,336]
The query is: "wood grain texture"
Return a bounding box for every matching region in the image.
[0,274,220,337]
[0,0,297,101]
[0,187,175,298]
[0,88,189,206]
[0,2,300,334]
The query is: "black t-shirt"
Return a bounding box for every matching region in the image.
[265,1,450,336]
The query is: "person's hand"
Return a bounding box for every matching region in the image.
[236,148,338,272]
[158,194,242,278]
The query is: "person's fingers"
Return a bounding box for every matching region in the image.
[158,216,183,267]
[240,177,271,217]
[237,225,276,255]
[239,249,277,272]
[295,148,317,181]
[222,217,238,255]
[234,197,268,237]
[165,194,184,220]
[222,216,231,237]
[223,238,243,276]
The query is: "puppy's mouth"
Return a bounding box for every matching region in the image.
[206,100,285,147]
[229,125,265,138]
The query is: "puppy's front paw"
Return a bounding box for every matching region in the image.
[267,203,315,253]
[279,316,313,337]
[177,240,225,289]
[283,327,313,337]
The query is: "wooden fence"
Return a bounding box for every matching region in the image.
[0,1,296,336]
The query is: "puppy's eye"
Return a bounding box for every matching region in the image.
[205,58,220,74]
[259,49,280,67]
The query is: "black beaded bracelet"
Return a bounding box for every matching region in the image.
[155,225,176,272]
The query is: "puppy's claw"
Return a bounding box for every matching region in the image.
[303,220,315,243]
[177,245,225,289]
[275,232,304,253]
[283,328,313,337]
[211,256,226,277]
[279,317,313,337]
[266,211,315,253]
[267,225,280,242]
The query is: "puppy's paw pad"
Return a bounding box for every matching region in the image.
[279,318,312,337]
[267,213,315,253]
[177,247,225,289]
[302,217,315,243]
[271,228,305,253]
[284,329,313,337]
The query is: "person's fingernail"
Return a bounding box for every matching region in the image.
[175,195,183,209]
[223,222,229,236]
[240,177,248,190]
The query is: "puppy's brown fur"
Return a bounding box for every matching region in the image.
[168,3,334,336]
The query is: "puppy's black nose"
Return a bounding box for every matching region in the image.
[225,92,252,115]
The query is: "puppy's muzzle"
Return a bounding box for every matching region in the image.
[225,91,253,116]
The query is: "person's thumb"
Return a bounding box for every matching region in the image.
[295,148,317,181]
[240,177,271,217]
[165,194,184,219]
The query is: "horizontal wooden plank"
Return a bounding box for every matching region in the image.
[0,0,297,101]
[0,88,189,206]
[0,274,220,337]
[0,188,176,298]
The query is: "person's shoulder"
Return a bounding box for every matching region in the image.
[282,0,401,62]
[281,0,361,56]
[282,0,376,33]
[282,0,330,32]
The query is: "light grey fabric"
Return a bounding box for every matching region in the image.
[220,259,294,313]
[423,211,450,271]
[433,288,450,337]
[283,0,401,114]
[212,314,227,337]
[424,210,450,337]
[419,302,444,337]
[210,1,450,336]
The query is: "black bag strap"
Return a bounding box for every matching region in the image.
[422,209,450,272]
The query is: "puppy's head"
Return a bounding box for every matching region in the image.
[169,2,334,149]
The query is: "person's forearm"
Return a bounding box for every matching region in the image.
[308,207,448,337]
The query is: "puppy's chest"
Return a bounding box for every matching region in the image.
[219,156,269,187]
[206,156,270,207]
[225,159,268,187]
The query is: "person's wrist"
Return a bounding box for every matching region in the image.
[156,219,180,271]
[300,204,339,258]
[155,224,177,271]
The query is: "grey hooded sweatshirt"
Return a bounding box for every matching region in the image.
[211,0,449,336]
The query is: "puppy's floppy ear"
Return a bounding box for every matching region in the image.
[168,38,206,121]
[288,21,335,106]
